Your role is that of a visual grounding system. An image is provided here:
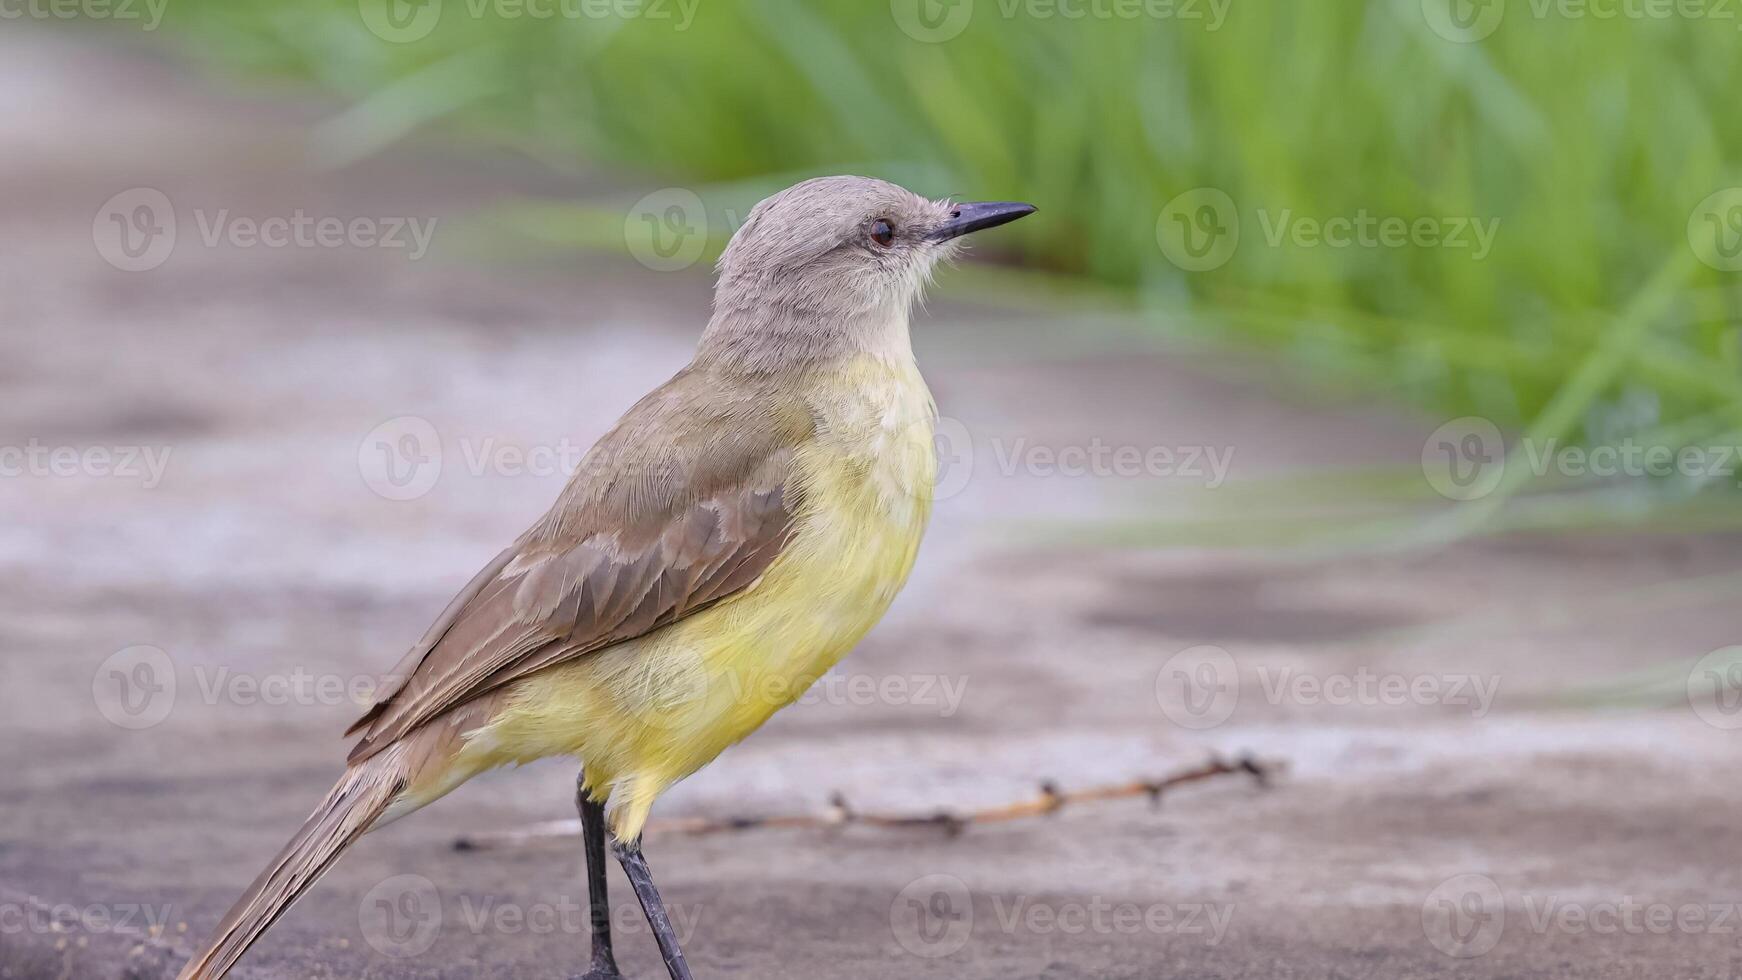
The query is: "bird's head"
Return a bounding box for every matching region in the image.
[702,175,1034,367]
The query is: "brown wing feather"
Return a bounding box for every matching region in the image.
[346,367,813,763]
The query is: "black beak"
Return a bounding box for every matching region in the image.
[928,201,1037,242]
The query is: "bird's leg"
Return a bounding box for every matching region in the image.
[611,838,696,980]
[575,775,624,980]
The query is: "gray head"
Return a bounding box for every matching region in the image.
[700,176,1033,369]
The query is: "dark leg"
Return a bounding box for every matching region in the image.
[612,839,695,980]
[576,775,624,980]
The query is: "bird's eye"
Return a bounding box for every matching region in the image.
[869,218,895,248]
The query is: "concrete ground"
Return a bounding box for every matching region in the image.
[4,28,1740,980]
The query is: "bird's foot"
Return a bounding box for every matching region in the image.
[573,953,628,980]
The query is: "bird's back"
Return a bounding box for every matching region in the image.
[439,350,938,840]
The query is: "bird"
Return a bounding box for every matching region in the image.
[176,175,1035,980]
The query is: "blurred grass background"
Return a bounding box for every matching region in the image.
[120,0,1742,507]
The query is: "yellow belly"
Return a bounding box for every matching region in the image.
[450,355,937,840]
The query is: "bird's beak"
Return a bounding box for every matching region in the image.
[927,201,1037,242]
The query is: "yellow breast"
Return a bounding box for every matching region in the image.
[464,354,937,839]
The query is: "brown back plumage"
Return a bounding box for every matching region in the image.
[345,364,814,762]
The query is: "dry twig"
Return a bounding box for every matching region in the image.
[453,753,1281,851]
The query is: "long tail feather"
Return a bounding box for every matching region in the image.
[177,744,410,980]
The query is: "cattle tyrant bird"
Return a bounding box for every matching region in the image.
[176,176,1035,980]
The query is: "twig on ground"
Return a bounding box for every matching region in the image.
[452,753,1281,851]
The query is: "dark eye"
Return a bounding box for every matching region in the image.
[869,218,895,248]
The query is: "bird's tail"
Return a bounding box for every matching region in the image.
[177,743,411,980]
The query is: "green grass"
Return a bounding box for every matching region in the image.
[123,0,1742,469]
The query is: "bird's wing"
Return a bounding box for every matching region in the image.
[344,369,811,763]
